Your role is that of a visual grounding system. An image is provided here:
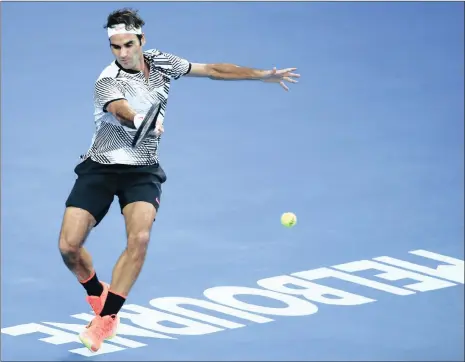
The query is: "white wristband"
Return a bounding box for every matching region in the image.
[133,114,145,129]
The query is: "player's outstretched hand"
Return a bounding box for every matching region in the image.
[261,67,300,91]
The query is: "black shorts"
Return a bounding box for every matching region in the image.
[65,157,167,226]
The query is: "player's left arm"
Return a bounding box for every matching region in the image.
[186,63,300,91]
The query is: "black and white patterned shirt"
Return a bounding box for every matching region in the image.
[80,49,191,165]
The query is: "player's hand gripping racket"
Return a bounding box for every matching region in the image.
[131,101,161,148]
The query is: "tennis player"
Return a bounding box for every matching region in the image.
[58,8,300,352]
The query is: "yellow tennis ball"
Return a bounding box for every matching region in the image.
[281,212,297,227]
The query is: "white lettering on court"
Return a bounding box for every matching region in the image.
[0,323,125,357]
[1,249,463,358]
[71,313,175,340]
[118,304,224,336]
[332,260,457,292]
[256,275,375,305]
[203,286,319,316]
[149,297,274,329]
[291,267,415,296]
[43,319,147,356]
[373,249,464,284]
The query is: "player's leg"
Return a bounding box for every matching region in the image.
[60,158,116,314]
[106,200,157,300]
[80,164,164,352]
[101,166,165,316]
[58,206,96,282]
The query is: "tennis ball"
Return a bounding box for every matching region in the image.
[281,212,297,227]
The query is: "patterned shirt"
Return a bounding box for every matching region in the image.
[80,49,191,165]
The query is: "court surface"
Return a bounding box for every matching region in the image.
[1,2,464,361]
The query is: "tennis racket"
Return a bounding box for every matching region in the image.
[131,101,161,148]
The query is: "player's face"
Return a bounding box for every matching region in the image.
[109,34,146,70]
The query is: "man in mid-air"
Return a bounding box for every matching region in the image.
[58,7,300,352]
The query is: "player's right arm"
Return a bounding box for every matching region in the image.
[95,77,143,129]
[105,99,139,129]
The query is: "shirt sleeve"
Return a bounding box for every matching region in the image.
[163,52,192,80]
[94,77,126,112]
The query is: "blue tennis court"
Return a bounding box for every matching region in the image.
[1,1,464,361]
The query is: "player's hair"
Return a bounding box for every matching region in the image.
[104,8,145,44]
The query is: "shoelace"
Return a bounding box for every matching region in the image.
[88,317,113,340]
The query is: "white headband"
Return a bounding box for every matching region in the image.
[107,23,142,38]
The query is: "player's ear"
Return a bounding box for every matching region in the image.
[140,33,146,46]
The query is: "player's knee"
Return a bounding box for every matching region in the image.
[58,235,82,258]
[127,231,151,261]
